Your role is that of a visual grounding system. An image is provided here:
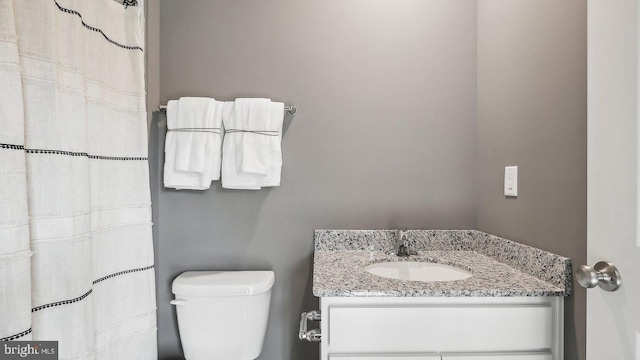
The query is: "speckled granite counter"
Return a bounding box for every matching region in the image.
[313,230,571,297]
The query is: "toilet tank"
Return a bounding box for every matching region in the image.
[171,271,275,360]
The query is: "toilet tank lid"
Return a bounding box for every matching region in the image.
[172,271,275,296]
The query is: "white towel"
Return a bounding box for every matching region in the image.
[260,102,284,187]
[163,97,224,190]
[173,97,217,173]
[221,99,284,189]
[236,98,271,175]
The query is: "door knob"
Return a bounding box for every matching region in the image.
[576,261,622,291]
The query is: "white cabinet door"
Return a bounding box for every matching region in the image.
[442,353,552,360]
[329,356,440,360]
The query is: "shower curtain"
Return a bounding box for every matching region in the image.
[0,1,157,359]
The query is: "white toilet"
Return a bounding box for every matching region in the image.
[171,270,275,360]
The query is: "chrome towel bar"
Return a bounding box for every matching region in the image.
[158,103,298,116]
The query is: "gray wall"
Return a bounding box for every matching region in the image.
[153,1,478,359]
[148,1,588,359]
[476,1,587,360]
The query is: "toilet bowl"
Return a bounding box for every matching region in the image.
[171,271,275,360]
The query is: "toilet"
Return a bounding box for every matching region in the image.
[170,271,275,360]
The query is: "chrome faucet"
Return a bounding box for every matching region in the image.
[391,228,417,257]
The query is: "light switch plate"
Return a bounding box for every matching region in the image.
[504,166,518,197]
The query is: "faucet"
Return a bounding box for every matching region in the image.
[391,228,417,257]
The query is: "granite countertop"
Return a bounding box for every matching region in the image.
[312,230,572,297]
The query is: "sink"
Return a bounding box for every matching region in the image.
[364,261,472,282]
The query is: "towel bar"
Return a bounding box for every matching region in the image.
[158,103,297,116]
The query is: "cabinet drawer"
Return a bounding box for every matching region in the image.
[329,356,440,360]
[328,305,552,353]
[442,353,552,360]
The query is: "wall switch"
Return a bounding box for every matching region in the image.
[504,166,518,197]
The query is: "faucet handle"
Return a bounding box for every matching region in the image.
[391,229,415,257]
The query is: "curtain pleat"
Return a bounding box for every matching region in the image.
[0,1,156,358]
[0,0,33,344]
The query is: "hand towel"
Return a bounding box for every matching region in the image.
[163,97,224,190]
[236,98,274,175]
[173,97,218,174]
[258,101,284,187]
[221,99,285,189]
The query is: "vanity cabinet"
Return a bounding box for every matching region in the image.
[319,296,563,360]
[329,356,440,360]
[328,355,550,360]
[441,354,552,360]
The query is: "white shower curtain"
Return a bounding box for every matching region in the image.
[0,1,157,359]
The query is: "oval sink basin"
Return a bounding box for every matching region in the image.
[364,261,472,282]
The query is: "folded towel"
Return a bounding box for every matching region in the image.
[259,101,284,187]
[173,97,218,174]
[163,97,224,190]
[236,98,273,175]
[221,99,284,189]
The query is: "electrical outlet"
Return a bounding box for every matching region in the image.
[504,166,518,197]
